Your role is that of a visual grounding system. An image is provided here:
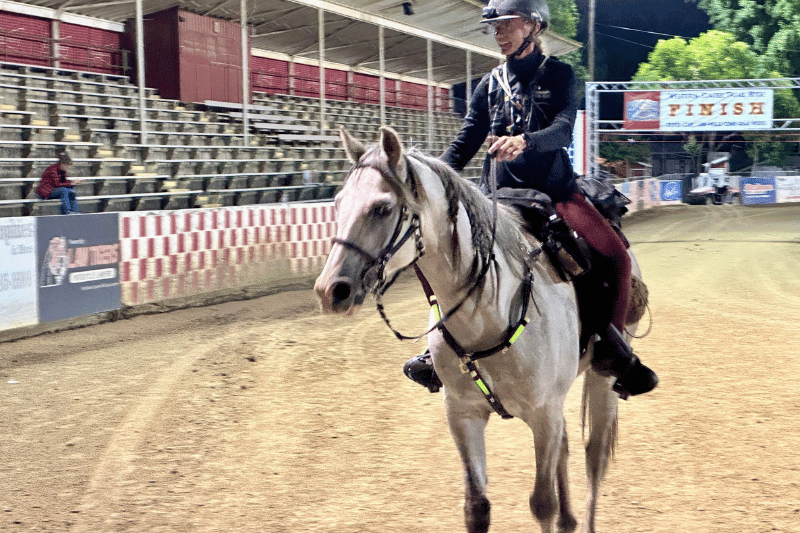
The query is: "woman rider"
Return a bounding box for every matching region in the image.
[403,0,658,398]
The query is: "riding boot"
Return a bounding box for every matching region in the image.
[591,324,658,399]
[403,350,442,393]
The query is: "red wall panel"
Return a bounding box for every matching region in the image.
[0,11,50,66]
[251,56,289,95]
[325,68,347,101]
[128,7,243,103]
[60,23,122,74]
[294,63,320,98]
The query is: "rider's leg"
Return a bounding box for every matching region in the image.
[555,192,658,398]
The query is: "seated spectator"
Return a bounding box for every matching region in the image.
[35,152,82,214]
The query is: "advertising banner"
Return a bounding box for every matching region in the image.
[775,175,800,203]
[660,180,683,203]
[37,213,121,323]
[740,177,777,205]
[624,91,660,130]
[0,217,37,330]
[568,110,586,175]
[660,89,773,131]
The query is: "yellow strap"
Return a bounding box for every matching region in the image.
[429,295,441,321]
[508,317,530,345]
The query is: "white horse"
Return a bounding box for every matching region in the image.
[315,126,644,533]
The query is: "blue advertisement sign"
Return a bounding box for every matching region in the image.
[660,180,682,202]
[37,213,121,323]
[740,177,777,205]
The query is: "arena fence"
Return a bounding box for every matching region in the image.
[2,176,799,335]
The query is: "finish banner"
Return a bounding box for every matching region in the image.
[660,89,773,131]
[625,89,773,131]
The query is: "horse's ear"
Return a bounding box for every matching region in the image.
[339,127,366,163]
[380,126,403,170]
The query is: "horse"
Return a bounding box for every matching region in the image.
[314,126,644,533]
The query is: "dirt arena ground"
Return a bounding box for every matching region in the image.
[1,203,799,533]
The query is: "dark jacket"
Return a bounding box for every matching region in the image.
[35,163,73,199]
[441,50,578,202]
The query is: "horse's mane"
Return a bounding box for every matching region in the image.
[404,148,529,290]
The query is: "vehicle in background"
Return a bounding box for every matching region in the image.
[685,171,741,205]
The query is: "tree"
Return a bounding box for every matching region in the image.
[599,139,651,179]
[632,30,768,82]
[693,0,800,76]
[632,30,800,169]
[682,135,703,175]
[547,0,589,100]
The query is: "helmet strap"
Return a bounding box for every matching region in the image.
[508,30,535,60]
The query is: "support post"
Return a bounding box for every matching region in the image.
[379,25,386,126]
[318,8,326,135]
[135,0,147,145]
[241,0,250,146]
[427,39,433,152]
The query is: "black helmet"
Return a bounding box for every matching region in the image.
[481,0,549,30]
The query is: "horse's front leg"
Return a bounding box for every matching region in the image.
[527,405,569,533]
[445,400,491,533]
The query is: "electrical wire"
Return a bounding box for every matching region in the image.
[595,23,695,40]
[595,31,655,49]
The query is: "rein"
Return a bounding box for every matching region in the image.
[333,155,536,420]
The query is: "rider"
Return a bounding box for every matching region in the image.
[403,0,658,398]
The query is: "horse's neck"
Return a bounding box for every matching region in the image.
[416,199,518,346]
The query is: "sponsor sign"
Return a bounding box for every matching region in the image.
[624,91,660,130]
[660,180,683,203]
[740,177,777,205]
[660,89,773,131]
[37,213,121,323]
[775,175,800,203]
[0,217,38,330]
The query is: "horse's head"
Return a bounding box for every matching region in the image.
[315,126,421,315]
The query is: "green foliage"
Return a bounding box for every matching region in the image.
[548,0,579,39]
[694,0,800,76]
[546,0,587,102]
[682,135,703,175]
[599,140,651,164]
[632,30,766,82]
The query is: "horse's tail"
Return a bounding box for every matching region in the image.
[581,369,619,464]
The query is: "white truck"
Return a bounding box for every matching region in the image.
[686,171,741,205]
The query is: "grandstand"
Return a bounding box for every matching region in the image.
[0,60,485,218]
[0,0,577,218]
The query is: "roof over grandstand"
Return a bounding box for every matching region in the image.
[7,0,581,84]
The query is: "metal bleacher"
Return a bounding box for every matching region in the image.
[0,61,472,218]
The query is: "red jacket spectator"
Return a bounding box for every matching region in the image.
[35,163,74,199]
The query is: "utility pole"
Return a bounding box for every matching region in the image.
[588,0,595,80]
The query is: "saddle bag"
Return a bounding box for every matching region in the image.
[576,176,631,243]
[496,188,592,281]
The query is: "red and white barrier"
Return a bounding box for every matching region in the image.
[119,204,335,305]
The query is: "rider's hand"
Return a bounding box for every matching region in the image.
[488,134,527,162]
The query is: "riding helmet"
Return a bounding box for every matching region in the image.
[481,0,549,30]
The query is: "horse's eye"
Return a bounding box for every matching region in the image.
[371,203,392,219]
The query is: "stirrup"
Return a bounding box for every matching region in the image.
[403,351,442,393]
[592,325,658,399]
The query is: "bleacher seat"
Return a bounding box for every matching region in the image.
[0,62,468,217]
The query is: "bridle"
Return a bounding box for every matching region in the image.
[331,156,540,420]
[331,201,424,300]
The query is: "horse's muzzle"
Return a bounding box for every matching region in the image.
[314,275,365,315]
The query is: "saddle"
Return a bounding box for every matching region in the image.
[496,179,633,352]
